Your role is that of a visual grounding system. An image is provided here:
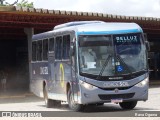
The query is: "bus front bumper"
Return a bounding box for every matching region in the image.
[78,80,148,104]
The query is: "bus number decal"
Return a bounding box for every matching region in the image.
[40,67,48,75]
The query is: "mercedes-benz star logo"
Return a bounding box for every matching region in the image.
[114,88,119,93]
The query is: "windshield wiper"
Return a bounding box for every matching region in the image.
[96,55,111,79]
[116,54,132,74]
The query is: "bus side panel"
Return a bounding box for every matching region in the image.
[49,61,71,101]
[31,62,49,98]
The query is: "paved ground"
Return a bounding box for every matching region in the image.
[0,86,160,111]
[0,86,160,119]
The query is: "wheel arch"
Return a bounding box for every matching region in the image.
[66,82,71,95]
[43,80,47,97]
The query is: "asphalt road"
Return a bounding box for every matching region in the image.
[0,87,160,119]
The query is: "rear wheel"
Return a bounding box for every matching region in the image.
[119,101,137,110]
[44,86,61,108]
[67,88,84,111]
[44,86,53,108]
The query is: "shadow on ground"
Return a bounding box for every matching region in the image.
[38,103,158,113]
[0,89,43,104]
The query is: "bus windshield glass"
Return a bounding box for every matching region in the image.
[78,34,147,79]
[113,33,147,74]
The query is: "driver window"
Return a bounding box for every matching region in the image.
[81,47,97,68]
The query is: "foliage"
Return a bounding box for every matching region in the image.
[0,0,5,6]
[0,0,18,6]
[0,0,34,8]
[16,0,34,8]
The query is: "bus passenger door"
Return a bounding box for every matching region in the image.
[47,37,56,93]
[48,51,55,92]
[71,42,79,103]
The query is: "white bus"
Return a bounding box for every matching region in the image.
[31,21,149,111]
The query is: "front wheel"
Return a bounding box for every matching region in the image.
[67,88,84,111]
[119,101,137,110]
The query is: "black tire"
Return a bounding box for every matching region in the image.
[67,88,84,112]
[119,101,137,110]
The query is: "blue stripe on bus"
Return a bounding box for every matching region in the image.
[77,29,142,35]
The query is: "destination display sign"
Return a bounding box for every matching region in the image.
[113,34,141,45]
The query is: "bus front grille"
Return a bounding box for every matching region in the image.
[98,86,133,90]
[98,93,135,100]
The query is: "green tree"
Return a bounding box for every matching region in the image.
[0,0,34,8]
[0,0,18,6]
[0,0,5,5]
[16,0,34,8]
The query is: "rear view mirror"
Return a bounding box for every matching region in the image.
[70,45,74,56]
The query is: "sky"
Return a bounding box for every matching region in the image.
[6,0,160,18]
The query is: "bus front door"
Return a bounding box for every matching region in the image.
[71,49,79,103]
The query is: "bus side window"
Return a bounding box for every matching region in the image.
[63,35,70,60]
[32,41,37,61]
[37,40,42,61]
[49,38,54,52]
[43,39,48,61]
[55,36,62,60]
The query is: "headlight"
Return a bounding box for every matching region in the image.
[80,81,97,90]
[135,77,149,87]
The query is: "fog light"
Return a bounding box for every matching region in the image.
[84,93,90,98]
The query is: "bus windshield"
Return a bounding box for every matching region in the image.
[78,34,147,79]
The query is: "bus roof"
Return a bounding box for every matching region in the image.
[53,21,142,35]
[32,21,142,40]
[53,21,105,30]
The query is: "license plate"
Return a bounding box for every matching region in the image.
[111,99,123,103]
